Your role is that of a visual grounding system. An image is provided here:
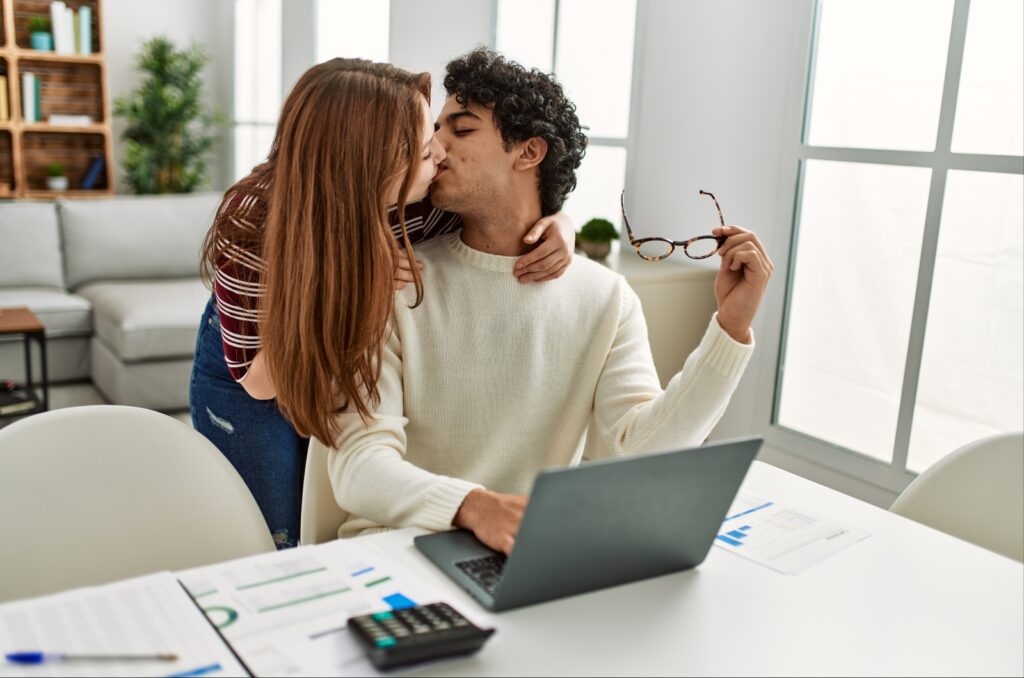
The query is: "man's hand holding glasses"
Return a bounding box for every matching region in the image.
[621,190,773,345]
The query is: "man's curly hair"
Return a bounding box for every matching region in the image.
[444,47,587,216]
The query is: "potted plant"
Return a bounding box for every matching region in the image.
[113,36,223,194]
[577,217,620,260]
[28,16,53,51]
[45,162,68,192]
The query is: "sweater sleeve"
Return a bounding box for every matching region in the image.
[592,282,755,456]
[326,319,482,532]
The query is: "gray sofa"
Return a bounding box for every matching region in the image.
[0,193,222,411]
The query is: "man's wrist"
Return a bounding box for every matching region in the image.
[453,488,488,530]
[717,315,752,345]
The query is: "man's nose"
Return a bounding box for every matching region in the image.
[433,137,448,161]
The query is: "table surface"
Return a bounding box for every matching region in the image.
[355,461,1023,677]
[0,307,43,334]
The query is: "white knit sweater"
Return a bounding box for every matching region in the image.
[328,233,754,537]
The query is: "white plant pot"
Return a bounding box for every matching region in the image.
[46,176,69,192]
[580,240,611,260]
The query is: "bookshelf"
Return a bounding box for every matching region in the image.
[0,0,112,198]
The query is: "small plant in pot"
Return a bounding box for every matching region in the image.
[28,16,53,51]
[45,162,68,192]
[577,217,620,260]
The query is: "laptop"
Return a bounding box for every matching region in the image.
[414,436,762,612]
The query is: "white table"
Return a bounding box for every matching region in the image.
[353,461,1023,677]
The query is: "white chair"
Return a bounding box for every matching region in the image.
[300,438,349,545]
[890,431,1024,562]
[0,405,277,602]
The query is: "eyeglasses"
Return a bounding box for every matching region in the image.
[621,189,727,261]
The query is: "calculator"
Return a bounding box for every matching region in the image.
[347,602,495,670]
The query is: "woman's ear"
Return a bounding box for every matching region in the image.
[514,137,549,171]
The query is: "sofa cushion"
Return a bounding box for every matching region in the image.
[59,193,221,290]
[0,202,64,288]
[0,287,92,337]
[76,279,210,362]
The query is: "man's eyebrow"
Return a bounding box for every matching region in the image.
[443,110,482,124]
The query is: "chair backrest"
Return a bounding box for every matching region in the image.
[300,438,349,545]
[0,405,277,602]
[890,431,1024,562]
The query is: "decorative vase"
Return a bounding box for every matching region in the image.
[580,240,611,260]
[30,32,53,51]
[46,176,68,192]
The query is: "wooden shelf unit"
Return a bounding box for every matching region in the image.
[0,0,112,198]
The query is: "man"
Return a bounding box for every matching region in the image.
[328,48,773,555]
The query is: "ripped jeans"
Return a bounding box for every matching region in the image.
[189,297,308,549]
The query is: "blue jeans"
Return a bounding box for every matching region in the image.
[189,297,308,549]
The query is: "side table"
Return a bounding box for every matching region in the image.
[0,307,49,418]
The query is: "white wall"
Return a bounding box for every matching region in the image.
[104,0,233,193]
[388,0,494,118]
[628,0,898,506]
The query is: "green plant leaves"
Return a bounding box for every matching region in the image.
[112,35,225,194]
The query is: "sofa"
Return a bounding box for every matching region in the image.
[0,193,222,411]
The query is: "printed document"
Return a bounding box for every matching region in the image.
[179,539,451,677]
[713,491,870,574]
[0,571,246,677]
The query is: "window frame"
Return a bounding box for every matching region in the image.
[757,0,1024,494]
[492,0,647,233]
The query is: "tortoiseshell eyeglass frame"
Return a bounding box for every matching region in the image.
[620,190,728,261]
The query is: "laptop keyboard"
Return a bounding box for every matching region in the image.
[455,554,507,596]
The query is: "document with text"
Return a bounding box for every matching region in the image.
[179,538,457,677]
[0,571,246,677]
[712,491,870,574]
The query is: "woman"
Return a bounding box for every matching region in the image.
[190,58,575,549]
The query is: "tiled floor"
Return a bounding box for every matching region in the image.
[0,381,192,429]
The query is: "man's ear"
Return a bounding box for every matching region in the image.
[513,137,548,171]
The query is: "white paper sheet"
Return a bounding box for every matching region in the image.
[0,572,247,677]
[179,540,452,677]
[713,491,870,574]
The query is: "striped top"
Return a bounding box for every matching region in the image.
[211,163,462,382]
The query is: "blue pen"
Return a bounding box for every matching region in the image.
[6,651,179,664]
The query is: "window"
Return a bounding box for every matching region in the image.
[233,1,391,182]
[233,0,282,182]
[495,0,638,231]
[772,0,1023,488]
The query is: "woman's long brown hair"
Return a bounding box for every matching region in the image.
[201,58,430,445]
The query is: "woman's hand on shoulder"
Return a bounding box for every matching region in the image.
[394,250,423,290]
[514,212,576,283]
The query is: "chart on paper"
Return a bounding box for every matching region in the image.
[179,540,443,676]
[712,491,870,574]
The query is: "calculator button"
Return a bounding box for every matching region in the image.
[375,637,397,648]
[372,612,394,621]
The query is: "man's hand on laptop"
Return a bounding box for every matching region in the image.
[453,488,527,555]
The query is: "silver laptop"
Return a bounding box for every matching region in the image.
[414,436,762,612]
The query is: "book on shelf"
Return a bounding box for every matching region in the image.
[78,5,93,54]
[48,114,93,126]
[0,76,8,121]
[51,1,79,55]
[0,391,36,416]
[35,78,42,124]
[21,73,37,123]
[80,155,105,190]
